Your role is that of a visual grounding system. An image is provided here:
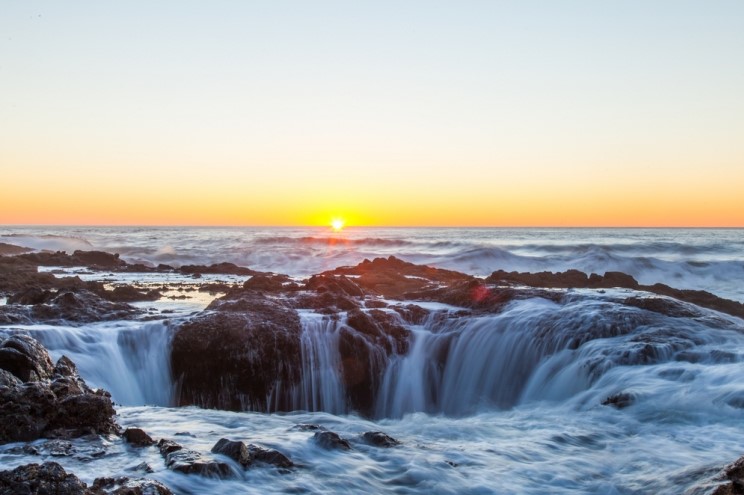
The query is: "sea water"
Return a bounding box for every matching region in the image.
[1,227,743,494]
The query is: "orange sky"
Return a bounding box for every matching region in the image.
[1,2,743,227]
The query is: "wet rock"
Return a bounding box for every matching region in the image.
[601,392,635,409]
[212,438,293,468]
[180,262,257,276]
[41,439,75,456]
[7,287,55,305]
[157,439,183,456]
[164,449,232,478]
[0,334,54,382]
[123,428,155,446]
[711,455,744,495]
[304,274,364,298]
[243,274,292,292]
[313,431,351,450]
[171,293,302,411]
[91,476,173,494]
[0,290,141,325]
[0,242,32,255]
[361,431,401,448]
[322,256,472,299]
[126,463,154,474]
[486,269,590,288]
[292,424,327,432]
[0,462,89,495]
[0,336,117,444]
[106,286,161,303]
[623,296,700,318]
[0,368,21,387]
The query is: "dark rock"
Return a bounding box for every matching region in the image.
[304,274,364,298]
[0,242,33,255]
[41,439,74,456]
[0,336,117,444]
[601,393,635,409]
[126,463,154,474]
[292,424,327,432]
[711,455,744,495]
[157,439,183,456]
[0,368,21,387]
[1,290,141,325]
[211,438,293,469]
[105,286,161,303]
[7,287,55,305]
[91,476,173,494]
[0,334,54,382]
[180,262,256,276]
[123,428,155,446]
[0,462,89,495]
[171,293,302,411]
[164,449,232,478]
[243,274,291,292]
[313,431,351,450]
[361,431,400,448]
[322,256,472,299]
[623,296,700,318]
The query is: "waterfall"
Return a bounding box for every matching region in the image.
[291,312,346,413]
[15,321,175,407]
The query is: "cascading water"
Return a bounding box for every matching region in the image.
[290,311,346,414]
[2,320,175,406]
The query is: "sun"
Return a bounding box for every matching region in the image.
[331,218,345,232]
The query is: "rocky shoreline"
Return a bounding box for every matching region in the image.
[2,244,744,493]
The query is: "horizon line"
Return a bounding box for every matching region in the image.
[2,224,744,230]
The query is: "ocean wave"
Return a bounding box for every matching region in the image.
[0,234,93,252]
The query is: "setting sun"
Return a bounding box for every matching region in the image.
[331,219,345,232]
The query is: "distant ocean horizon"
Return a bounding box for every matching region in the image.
[2,225,743,302]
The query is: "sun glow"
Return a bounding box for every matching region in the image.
[331,218,345,232]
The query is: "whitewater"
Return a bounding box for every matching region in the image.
[2,227,744,494]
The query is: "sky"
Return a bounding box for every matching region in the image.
[1,1,743,227]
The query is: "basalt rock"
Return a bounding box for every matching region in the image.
[710,455,744,495]
[313,431,351,450]
[179,262,257,276]
[163,449,232,478]
[0,242,33,256]
[322,256,473,299]
[123,428,155,447]
[0,290,141,325]
[90,476,174,495]
[0,462,89,495]
[361,431,401,448]
[171,293,303,411]
[211,438,293,469]
[0,335,117,444]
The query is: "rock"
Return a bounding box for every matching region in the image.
[157,439,183,456]
[41,439,74,457]
[0,336,117,444]
[7,287,55,305]
[164,449,232,478]
[91,476,173,494]
[180,262,257,276]
[171,293,302,411]
[242,274,291,292]
[292,424,327,432]
[601,393,635,409]
[0,368,22,387]
[313,431,351,450]
[212,438,293,468]
[622,296,700,318]
[105,286,161,303]
[126,463,154,474]
[361,431,400,448]
[0,462,89,495]
[0,334,54,382]
[123,428,155,446]
[0,290,141,325]
[710,455,744,495]
[0,242,33,255]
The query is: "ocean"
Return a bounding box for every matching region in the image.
[1,226,743,494]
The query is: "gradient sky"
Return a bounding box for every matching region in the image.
[1,1,743,227]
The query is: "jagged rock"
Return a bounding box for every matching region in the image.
[0,462,89,495]
[292,424,327,432]
[164,449,232,477]
[0,290,141,325]
[710,455,744,495]
[0,334,54,382]
[361,431,400,448]
[123,428,155,446]
[106,286,161,302]
[211,438,293,468]
[91,476,173,494]
[313,431,351,450]
[157,439,183,456]
[242,274,291,292]
[0,336,117,444]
